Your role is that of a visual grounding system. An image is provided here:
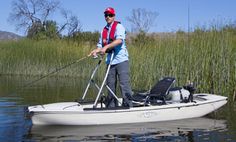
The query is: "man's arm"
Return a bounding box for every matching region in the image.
[88,39,122,57]
[100,39,122,54]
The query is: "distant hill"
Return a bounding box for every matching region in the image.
[0,30,23,41]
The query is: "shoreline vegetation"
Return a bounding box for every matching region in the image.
[0,26,235,102]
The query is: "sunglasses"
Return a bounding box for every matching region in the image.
[104,14,114,18]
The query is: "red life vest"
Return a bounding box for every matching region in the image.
[102,21,120,47]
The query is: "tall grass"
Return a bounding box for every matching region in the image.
[129,28,236,100]
[0,39,96,77]
[0,27,235,101]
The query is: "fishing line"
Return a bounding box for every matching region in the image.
[21,56,88,89]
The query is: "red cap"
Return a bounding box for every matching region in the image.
[104,7,115,15]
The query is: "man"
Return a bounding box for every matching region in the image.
[89,7,132,107]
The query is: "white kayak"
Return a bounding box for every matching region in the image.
[28,54,228,125]
[28,93,227,125]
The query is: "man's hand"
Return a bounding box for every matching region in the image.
[100,46,108,55]
[88,48,101,57]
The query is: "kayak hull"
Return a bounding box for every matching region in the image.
[29,94,227,125]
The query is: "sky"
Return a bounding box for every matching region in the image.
[0,0,235,36]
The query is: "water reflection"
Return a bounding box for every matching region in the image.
[0,75,98,105]
[29,118,227,141]
[0,97,31,142]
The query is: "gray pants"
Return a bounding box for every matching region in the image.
[106,61,133,107]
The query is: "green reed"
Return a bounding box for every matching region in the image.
[129,29,236,100]
[0,39,96,77]
[0,28,235,100]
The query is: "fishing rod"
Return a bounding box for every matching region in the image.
[21,56,88,88]
[187,1,192,82]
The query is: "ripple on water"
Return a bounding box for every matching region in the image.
[0,97,32,142]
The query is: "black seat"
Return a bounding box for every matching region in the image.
[147,77,175,104]
[132,77,175,105]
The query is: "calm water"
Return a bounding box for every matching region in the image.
[0,75,235,142]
